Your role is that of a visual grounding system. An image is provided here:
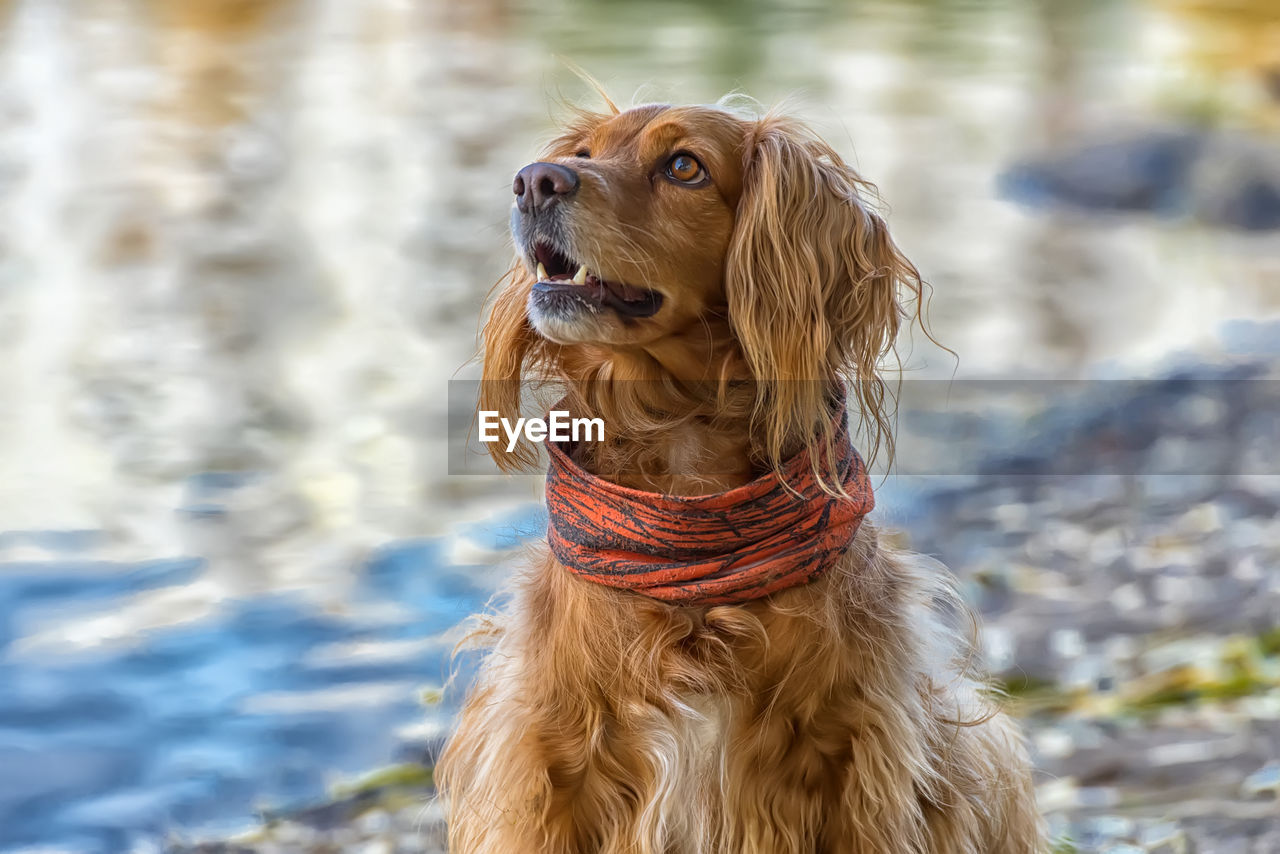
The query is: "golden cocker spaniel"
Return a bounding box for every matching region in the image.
[437,97,1045,854]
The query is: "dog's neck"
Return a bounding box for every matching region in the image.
[561,319,764,495]
[575,414,757,495]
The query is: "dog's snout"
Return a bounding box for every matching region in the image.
[514,162,579,214]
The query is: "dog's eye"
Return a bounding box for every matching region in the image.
[575,149,590,158]
[665,153,706,184]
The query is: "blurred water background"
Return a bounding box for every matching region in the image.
[1,0,1278,852]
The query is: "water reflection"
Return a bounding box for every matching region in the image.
[0,0,1277,850]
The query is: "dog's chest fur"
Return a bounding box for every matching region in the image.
[646,691,726,853]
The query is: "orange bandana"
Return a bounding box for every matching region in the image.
[543,405,874,606]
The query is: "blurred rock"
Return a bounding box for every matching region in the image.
[1001,128,1280,230]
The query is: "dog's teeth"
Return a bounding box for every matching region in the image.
[573,264,588,285]
[536,262,548,280]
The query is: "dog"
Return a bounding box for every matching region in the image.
[436,96,1045,854]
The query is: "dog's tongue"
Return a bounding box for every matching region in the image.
[540,264,655,309]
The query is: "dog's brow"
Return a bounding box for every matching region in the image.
[639,120,690,153]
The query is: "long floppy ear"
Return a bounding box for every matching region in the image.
[477,262,555,472]
[725,114,925,484]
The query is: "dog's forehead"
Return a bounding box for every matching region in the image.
[592,103,670,145]
[593,104,747,157]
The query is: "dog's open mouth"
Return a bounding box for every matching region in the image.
[531,241,664,319]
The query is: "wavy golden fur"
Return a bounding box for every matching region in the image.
[437,99,1045,853]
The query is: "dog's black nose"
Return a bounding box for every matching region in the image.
[513,162,579,214]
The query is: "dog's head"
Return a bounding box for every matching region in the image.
[483,101,924,479]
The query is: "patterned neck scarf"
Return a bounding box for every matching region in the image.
[543,404,874,606]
